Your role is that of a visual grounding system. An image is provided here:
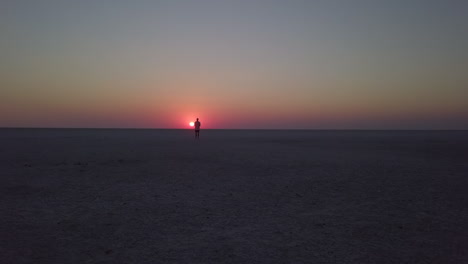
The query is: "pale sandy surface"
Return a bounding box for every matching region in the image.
[1,129,468,264]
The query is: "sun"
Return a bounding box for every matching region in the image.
[189,122,194,127]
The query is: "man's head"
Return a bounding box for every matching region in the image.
[196,118,199,121]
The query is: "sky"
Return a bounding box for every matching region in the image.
[1,0,467,129]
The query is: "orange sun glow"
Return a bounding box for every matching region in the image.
[189,122,194,127]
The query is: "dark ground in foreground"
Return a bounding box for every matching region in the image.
[1,129,468,264]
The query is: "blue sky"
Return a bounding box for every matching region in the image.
[1,0,467,128]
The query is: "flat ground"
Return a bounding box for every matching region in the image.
[1,129,468,263]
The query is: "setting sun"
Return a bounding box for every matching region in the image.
[189,122,194,127]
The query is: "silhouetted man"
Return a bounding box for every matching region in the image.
[194,118,201,138]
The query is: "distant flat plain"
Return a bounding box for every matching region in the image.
[1,129,468,263]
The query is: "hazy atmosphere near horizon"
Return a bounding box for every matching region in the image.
[2,0,468,128]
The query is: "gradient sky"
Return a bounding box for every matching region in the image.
[1,0,467,129]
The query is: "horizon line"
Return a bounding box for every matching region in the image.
[1,127,467,131]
